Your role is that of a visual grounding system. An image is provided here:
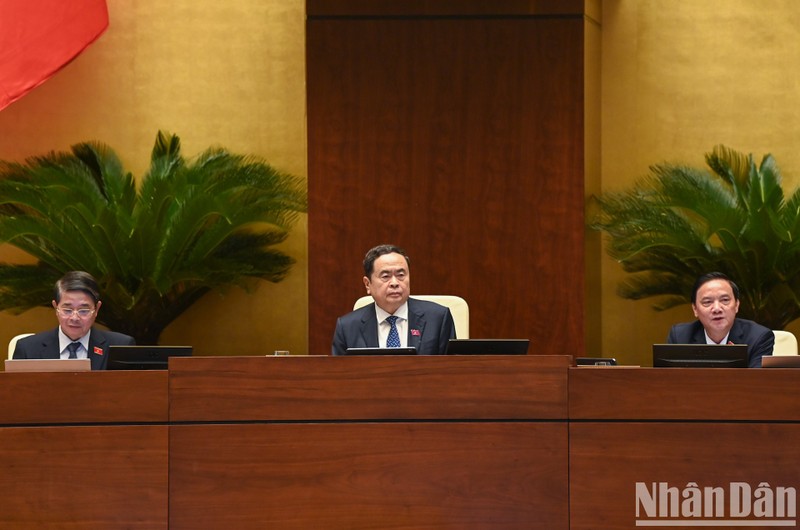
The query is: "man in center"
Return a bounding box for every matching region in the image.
[332,244,456,355]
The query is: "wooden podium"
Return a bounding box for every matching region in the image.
[8,357,796,529]
[0,371,169,529]
[168,355,571,529]
[569,367,800,529]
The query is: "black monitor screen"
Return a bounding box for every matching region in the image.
[106,345,193,370]
[343,347,417,356]
[652,344,748,368]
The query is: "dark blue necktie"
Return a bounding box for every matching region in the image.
[66,342,80,359]
[386,316,401,348]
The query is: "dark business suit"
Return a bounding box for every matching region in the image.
[332,297,456,356]
[13,327,136,370]
[666,318,774,368]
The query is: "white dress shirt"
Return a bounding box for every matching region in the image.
[704,330,731,345]
[375,302,409,348]
[58,328,90,359]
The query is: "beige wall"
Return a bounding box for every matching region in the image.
[0,0,308,356]
[600,0,800,365]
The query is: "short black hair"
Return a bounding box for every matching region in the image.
[691,271,739,304]
[54,271,101,304]
[363,244,410,277]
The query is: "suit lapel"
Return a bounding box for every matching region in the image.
[728,319,744,344]
[407,299,427,351]
[690,322,707,344]
[38,328,61,359]
[88,329,107,370]
[359,305,380,348]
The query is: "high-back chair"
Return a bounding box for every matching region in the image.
[8,333,34,360]
[772,330,798,356]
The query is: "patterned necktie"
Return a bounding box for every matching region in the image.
[386,315,401,348]
[66,342,80,359]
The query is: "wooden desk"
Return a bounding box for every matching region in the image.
[0,371,169,529]
[15,358,796,529]
[568,368,800,529]
[168,355,571,530]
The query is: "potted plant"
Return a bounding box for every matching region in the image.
[591,145,800,331]
[0,131,307,344]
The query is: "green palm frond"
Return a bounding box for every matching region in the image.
[0,131,307,344]
[591,145,800,330]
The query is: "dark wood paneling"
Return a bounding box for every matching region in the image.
[570,369,800,528]
[307,15,585,356]
[170,422,567,530]
[0,371,168,424]
[569,367,800,421]
[570,423,800,529]
[0,425,168,528]
[169,355,570,528]
[169,354,570,421]
[0,372,169,528]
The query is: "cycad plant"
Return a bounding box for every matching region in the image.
[0,131,307,344]
[592,145,800,330]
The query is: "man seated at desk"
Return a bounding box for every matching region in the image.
[666,271,774,367]
[332,244,455,355]
[12,271,135,370]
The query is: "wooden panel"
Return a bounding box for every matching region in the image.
[0,425,168,529]
[570,423,800,529]
[307,16,585,356]
[169,355,569,421]
[170,422,568,530]
[0,371,168,424]
[569,367,800,421]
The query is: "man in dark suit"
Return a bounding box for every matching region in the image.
[667,271,774,368]
[332,244,456,355]
[13,271,135,370]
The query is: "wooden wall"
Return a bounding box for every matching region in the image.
[307,1,591,355]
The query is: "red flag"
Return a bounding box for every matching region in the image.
[0,0,108,110]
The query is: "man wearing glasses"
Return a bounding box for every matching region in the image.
[12,271,135,369]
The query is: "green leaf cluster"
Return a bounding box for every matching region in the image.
[0,131,307,344]
[591,145,800,330]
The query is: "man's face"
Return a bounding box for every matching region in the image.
[692,279,739,341]
[363,252,410,314]
[53,290,101,341]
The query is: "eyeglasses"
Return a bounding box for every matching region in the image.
[56,307,96,318]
